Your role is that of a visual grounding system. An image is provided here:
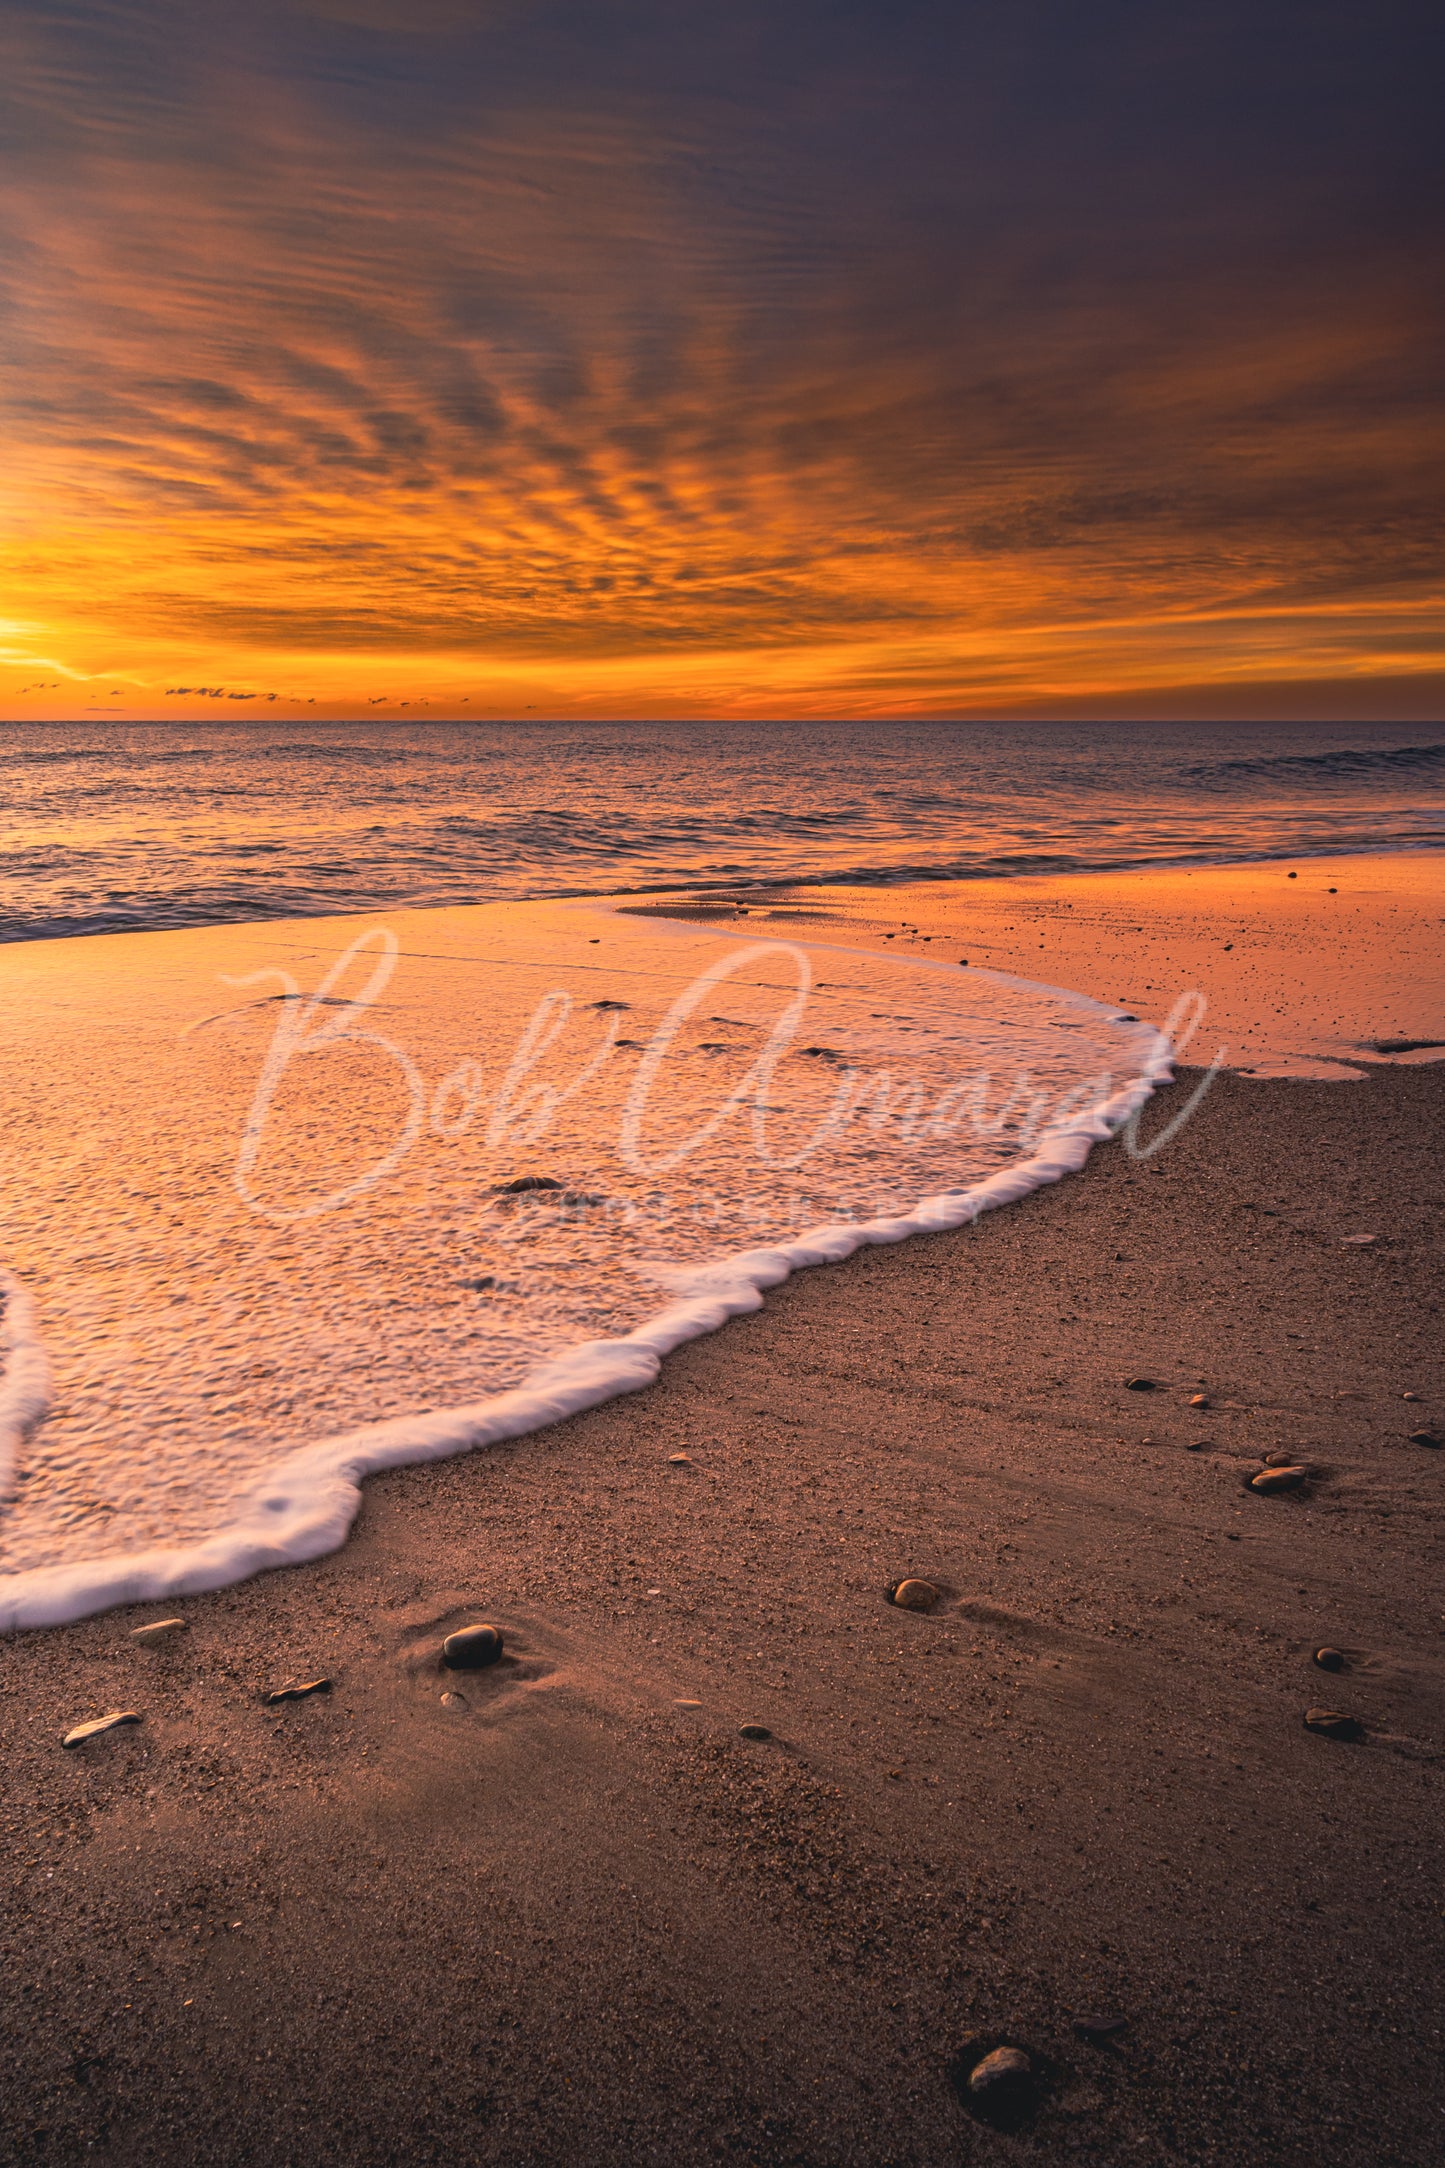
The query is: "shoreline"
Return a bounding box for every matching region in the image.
[2,836,1442,956]
[2,1058,1440,2164]
[0,902,1174,1631]
[1,851,1441,1626]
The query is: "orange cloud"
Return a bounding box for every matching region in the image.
[1,1,1441,718]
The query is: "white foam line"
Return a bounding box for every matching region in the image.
[0,1027,1171,1634]
[0,1270,52,1504]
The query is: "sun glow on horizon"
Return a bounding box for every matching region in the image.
[2,1,1441,722]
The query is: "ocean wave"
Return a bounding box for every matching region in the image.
[1185,742,1445,786]
[3,829,1442,945]
[0,905,1172,1630]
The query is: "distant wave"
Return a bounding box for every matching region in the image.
[3,718,1442,945]
[2,831,1441,944]
[1186,742,1445,786]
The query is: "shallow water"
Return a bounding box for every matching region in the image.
[2,717,1441,942]
[0,900,1163,1622]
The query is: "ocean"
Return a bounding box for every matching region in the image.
[2,717,1441,943]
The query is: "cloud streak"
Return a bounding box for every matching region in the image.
[1,0,1441,715]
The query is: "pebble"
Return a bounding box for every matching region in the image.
[890,1578,940,1613]
[1313,1648,1346,1672]
[1304,1708,1363,1741]
[265,1678,332,1704]
[1409,1430,1441,1449]
[1402,1392,1420,1403]
[1264,1449,1303,1467]
[968,2046,1033,2095]
[130,1618,187,1644]
[496,1175,564,1193]
[441,1624,505,1670]
[1189,1393,1210,1408]
[1186,1440,1208,1452]
[738,1722,772,1741]
[673,1698,703,1708]
[1124,1377,1157,1391]
[1251,1465,1307,1493]
[439,1691,468,1709]
[1072,2014,1128,2043]
[668,1451,693,1464]
[62,1711,142,1748]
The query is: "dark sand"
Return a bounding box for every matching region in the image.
[2,1063,1441,2167]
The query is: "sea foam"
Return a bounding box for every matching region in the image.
[0,900,1171,1630]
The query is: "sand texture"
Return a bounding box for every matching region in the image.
[656,851,1445,1079]
[1,1058,1440,2167]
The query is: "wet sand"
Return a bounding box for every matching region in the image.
[1,857,1442,2165]
[644,850,1445,1080]
[2,1057,1441,2165]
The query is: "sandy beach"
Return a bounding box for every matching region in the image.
[2,861,1442,2167]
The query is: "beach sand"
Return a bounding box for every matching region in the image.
[1,862,1442,2166]
[630,851,1445,1080]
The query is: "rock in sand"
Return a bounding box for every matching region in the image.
[1251,1465,1308,1493]
[442,1624,504,1670]
[265,1678,332,1705]
[738,1722,772,1741]
[968,2046,1033,2095]
[1304,1708,1363,1740]
[130,1618,187,1644]
[890,1578,940,1612]
[1313,1648,1346,1672]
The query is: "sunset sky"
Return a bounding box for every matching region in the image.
[2,0,1441,721]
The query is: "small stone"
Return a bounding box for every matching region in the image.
[1340,1233,1377,1245]
[673,1698,703,1708]
[738,1722,772,1741]
[130,1618,187,1644]
[439,1690,468,1709]
[495,1175,564,1194]
[441,1624,504,1671]
[668,1451,692,1464]
[1251,1465,1308,1493]
[1186,1440,1208,1452]
[1072,2013,1128,2044]
[62,1711,141,1748]
[1402,1392,1420,1402]
[890,1578,940,1613]
[1313,1648,1346,1672]
[265,1678,332,1704]
[1189,1393,1210,1408]
[1124,1377,1157,1391]
[1409,1430,1441,1449]
[968,2046,1033,2095]
[1304,1708,1363,1741]
[1264,1448,1303,1467]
